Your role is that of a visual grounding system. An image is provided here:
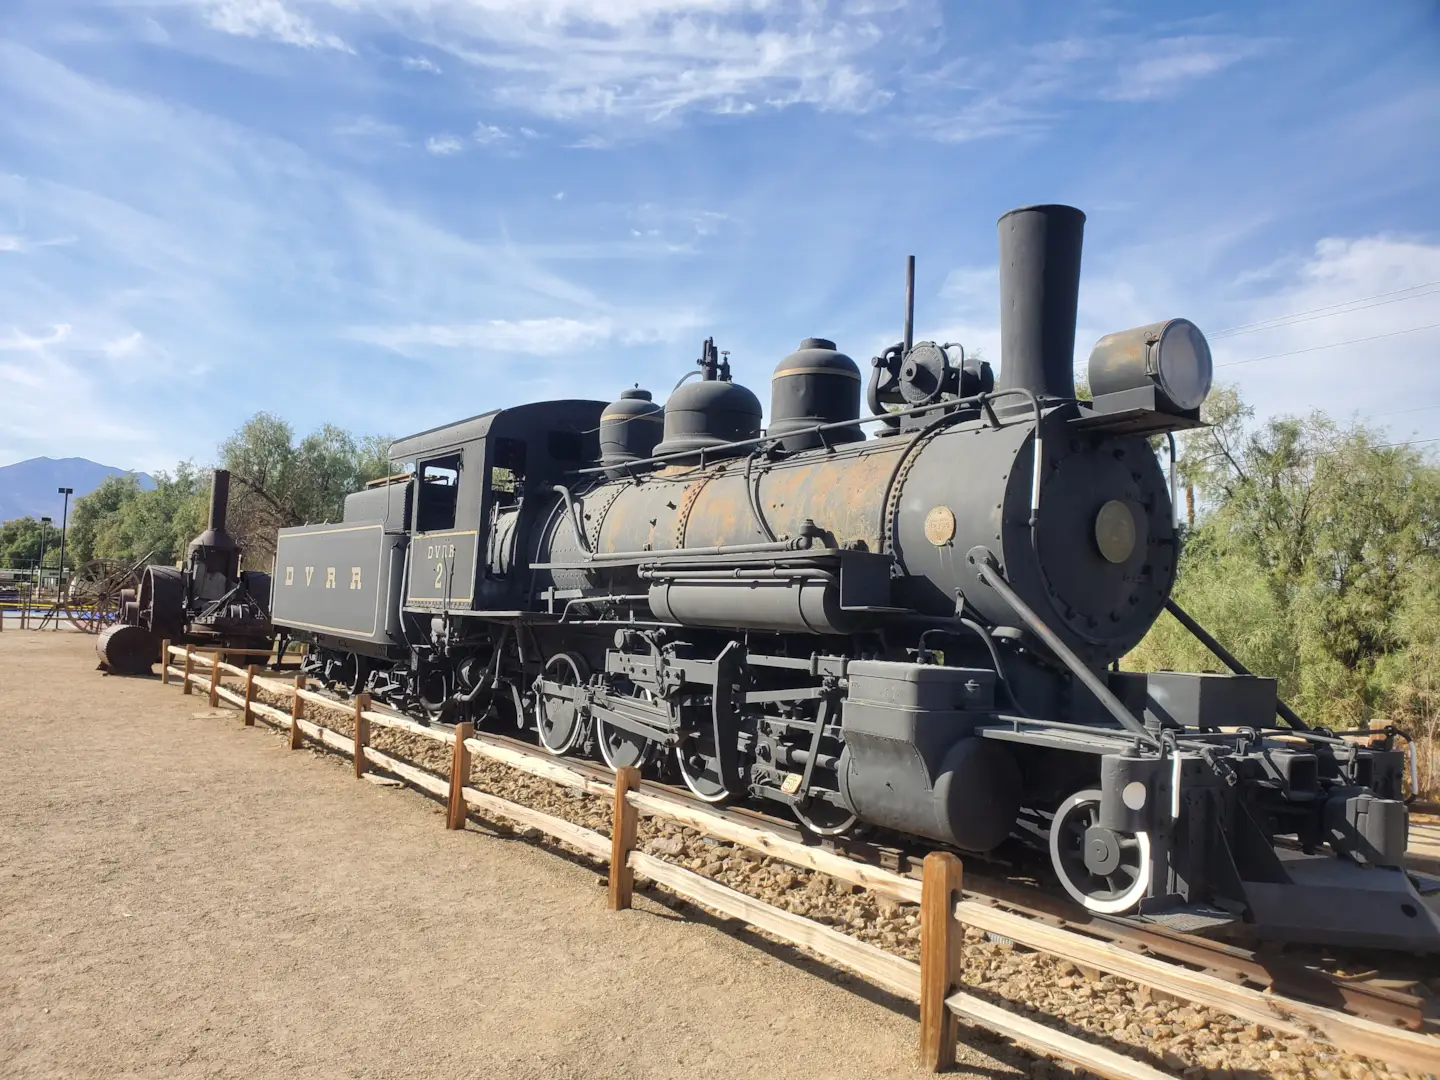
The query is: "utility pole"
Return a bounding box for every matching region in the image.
[55,488,72,631]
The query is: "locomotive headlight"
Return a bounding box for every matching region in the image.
[1086,318,1213,414]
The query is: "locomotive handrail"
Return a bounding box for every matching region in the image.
[968,548,1158,746]
[568,386,1044,477]
[531,535,813,570]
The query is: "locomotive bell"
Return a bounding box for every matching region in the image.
[654,337,762,460]
[767,337,864,453]
[599,387,664,478]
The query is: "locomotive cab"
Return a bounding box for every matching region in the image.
[389,400,605,614]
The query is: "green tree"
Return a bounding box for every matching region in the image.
[0,516,63,568]
[1128,385,1440,751]
[63,414,391,573]
[218,414,392,567]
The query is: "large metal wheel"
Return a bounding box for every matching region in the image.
[793,795,858,837]
[66,559,141,634]
[595,686,657,772]
[1049,788,1152,915]
[675,726,735,804]
[535,652,589,755]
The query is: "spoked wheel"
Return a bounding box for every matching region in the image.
[535,652,589,756]
[675,727,736,804]
[595,687,657,772]
[67,558,140,634]
[1049,788,1152,914]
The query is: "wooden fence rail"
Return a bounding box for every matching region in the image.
[160,645,1440,1078]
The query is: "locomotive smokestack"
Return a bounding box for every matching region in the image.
[208,469,230,532]
[997,204,1086,400]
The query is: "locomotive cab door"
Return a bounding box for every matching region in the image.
[484,436,526,583]
[405,447,482,610]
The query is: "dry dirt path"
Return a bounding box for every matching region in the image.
[0,631,1022,1080]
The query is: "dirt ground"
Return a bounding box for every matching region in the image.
[0,631,1024,1080]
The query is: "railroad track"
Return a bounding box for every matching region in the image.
[304,680,1438,1035]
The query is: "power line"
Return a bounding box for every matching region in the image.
[1211,280,1440,338]
[1374,436,1440,450]
[1376,402,1440,419]
[1216,321,1440,367]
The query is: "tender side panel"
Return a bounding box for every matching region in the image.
[272,523,403,645]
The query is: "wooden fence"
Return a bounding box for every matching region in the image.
[159,643,1440,1078]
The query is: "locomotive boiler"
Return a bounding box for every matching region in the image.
[267,205,1438,952]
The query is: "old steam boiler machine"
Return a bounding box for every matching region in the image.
[267,205,1438,952]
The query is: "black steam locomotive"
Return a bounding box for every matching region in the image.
[267,205,1437,951]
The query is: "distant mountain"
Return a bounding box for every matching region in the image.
[0,457,156,524]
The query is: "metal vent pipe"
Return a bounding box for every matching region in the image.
[208,469,231,531]
[997,204,1086,400]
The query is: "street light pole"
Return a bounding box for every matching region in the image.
[35,515,52,627]
[55,487,73,631]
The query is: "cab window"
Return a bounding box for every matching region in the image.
[417,455,461,532]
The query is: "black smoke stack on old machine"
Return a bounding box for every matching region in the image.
[996,204,1086,400]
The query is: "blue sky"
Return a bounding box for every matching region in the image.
[1,0,1437,473]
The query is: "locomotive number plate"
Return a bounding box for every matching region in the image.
[924,505,957,546]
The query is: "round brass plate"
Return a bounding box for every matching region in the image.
[1094,500,1137,564]
[924,505,957,547]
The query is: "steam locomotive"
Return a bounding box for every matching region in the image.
[265,205,1437,951]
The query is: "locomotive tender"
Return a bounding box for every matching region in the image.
[270,205,1438,951]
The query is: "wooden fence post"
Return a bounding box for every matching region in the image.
[182,646,194,694]
[447,722,474,828]
[608,766,641,911]
[243,664,257,726]
[920,851,964,1071]
[353,693,371,778]
[208,653,221,707]
[290,674,306,749]
[160,640,171,684]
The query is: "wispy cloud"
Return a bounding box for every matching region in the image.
[1101,35,1268,102]
[425,133,465,155]
[916,31,1268,143]
[203,0,351,52]
[351,309,708,357]
[0,233,76,254]
[401,54,441,73]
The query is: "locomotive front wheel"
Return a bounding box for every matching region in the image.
[535,652,589,756]
[1049,789,1152,915]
